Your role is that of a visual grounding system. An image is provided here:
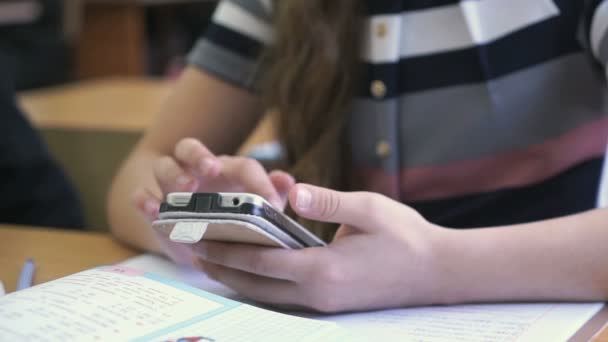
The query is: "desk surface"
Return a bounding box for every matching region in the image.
[0,225,137,293]
[17,77,275,152]
[1,225,607,340]
[19,78,171,133]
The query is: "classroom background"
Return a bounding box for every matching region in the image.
[3,2,608,340]
[2,0,272,231]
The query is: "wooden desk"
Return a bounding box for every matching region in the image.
[0,226,607,340]
[0,225,137,293]
[19,78,170,132]
[18,77,274,147]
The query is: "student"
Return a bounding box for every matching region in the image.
[108,1,608,312]
[0,56,84,229]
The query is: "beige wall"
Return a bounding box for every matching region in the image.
[41,129,139,231]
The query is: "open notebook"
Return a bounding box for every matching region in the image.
[0,255,604,341]
[121,254,606,342]
[0,265,348,341]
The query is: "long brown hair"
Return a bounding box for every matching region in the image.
[261,1,364,240]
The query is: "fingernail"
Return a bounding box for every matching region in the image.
[199,159,215,175]
[176,175,192,186]
[144,199,159,215]
[296,188,312,210]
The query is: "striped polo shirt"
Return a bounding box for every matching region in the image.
[188,0,608,228]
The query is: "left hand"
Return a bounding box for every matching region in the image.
[191,184,448,313]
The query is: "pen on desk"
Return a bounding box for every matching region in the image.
[16,258,36,291]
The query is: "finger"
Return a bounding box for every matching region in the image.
[194,260,302,306]
[288,184,385,232]
[269,170,296,210]
[173,138,219,177]
[269,170,296,194]
[152,156,199,195]
[132,187,161,221]
[218,157,283,208]
[192,241,317,281]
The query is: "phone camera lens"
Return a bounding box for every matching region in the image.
[232,198,240,206]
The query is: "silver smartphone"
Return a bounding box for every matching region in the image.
[157,192,326,249]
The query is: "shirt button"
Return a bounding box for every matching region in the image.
[370,80,387,99]
[376,140,391,159]
[376,22,388,38]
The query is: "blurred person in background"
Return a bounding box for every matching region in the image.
[0,51,83,229]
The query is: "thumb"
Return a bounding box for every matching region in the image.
[288,184,380,231]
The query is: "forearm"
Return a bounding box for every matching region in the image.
[107,145,163,253]
[434,208,608,304]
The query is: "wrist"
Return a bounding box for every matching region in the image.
[421,225,472,306]
[425,226,516,305]
[395,222,462,307]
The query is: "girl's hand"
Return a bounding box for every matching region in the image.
[191,184,447,313]
[132,137,295,264]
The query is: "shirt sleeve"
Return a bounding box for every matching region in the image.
[187,0,275,92]
[585,0,608,65]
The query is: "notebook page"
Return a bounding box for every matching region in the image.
[0,266,344,342]
[319,302,603,342]
[121,254,604,341]
[121,254,238,299]
[148,305,349,342]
